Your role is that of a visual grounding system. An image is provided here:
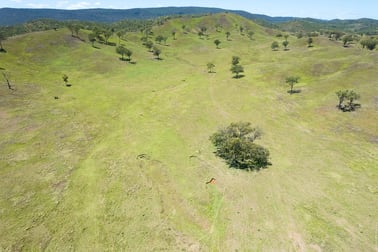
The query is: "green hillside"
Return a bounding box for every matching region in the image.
[0,13,377,251]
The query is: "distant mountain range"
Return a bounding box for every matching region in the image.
[0,7,377,34]
[0,7,295,25]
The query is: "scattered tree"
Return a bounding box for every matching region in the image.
[285,76,300,94]
[271,41,279,51]
[336,90,360,111]
[103,30,113,45]
[307,37,313,47]
[342,34,353,47]
[198,31,205,39]
[284,34,289,41]
[2,72,13,90]
[73,25,81,38]
[207,62,215,73]
[239,26,244,34]
[346,90,360,110]
[88,33,96,47]
[0,32,7,52]
[62,74,69,85]
[232,56,240,66]
[155,35,164,44]
[282,40,289,50]
[226,31,231,40]
[145,40,154,51]
[125,48,133,61]
[116,30,125,45]
[336,90,348,109]
[330,31,344,41]
[214,39,221,49]
[67,23,75,37]
[153,46,161,59]
[248,31,254,40]
[210,122,270,171]
[231,64,244,78]
[172,30,176,40]
[361,37,377,50]
[116,45,127,60]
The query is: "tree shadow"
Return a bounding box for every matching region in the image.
[284,48,290,51]
[340,103,361,112]
[92,45,101,49]
[155,57,163,61]
[0,67,5,70]
[129,61,137,65]
[287,89,301,94]
[0,48,7,53]
[66,84,72,87]
[233,74,245,79]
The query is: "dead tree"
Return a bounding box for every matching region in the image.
[2,72,13,90]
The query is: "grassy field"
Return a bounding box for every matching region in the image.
[0,13,377,251]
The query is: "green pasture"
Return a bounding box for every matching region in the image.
[0,13,377,251]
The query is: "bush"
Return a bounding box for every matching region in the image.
[210,122,270,171]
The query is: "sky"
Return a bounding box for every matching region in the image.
[2,0,378,20]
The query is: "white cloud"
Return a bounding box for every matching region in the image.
[56,1,69,8]
[27,3,49,8]
[66,1,101,9]
[10,0,23,3]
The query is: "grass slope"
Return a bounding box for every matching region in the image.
[0,13,377,251]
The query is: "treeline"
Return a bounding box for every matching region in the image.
[278,18,378,35]
[0,18,156,38]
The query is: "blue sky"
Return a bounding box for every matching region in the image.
[2,0,377,20]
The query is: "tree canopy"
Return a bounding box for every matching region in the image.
[210,122,270,171]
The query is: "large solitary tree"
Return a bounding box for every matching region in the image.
[210,122,270,171]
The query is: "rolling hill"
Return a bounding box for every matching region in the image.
[0,13,377,251]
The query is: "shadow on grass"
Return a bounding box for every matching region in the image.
[66,84,72,87]
[287,89,301,94]
[0,48,7,53]
[233,74,245,79]
[92,45,101,49]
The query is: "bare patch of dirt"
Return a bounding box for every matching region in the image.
[289,231,306,252]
